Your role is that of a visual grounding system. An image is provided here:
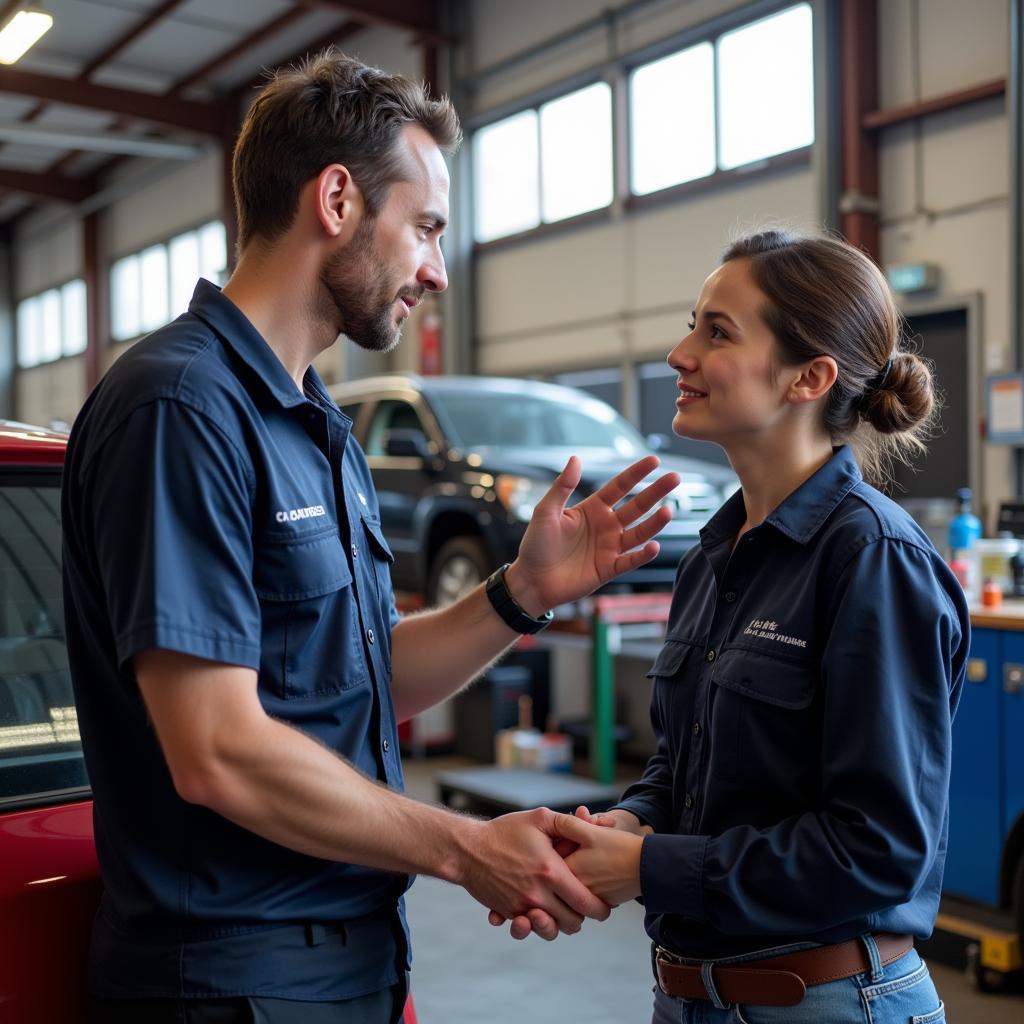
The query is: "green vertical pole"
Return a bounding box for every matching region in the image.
[591,611,616,784]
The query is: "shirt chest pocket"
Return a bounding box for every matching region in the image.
[253,529,367,698]
[710,647,819,789]
[646,638,701,759]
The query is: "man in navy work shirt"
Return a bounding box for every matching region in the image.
[62,52,680,1024]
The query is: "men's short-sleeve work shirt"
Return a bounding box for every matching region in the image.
[61,279,408,1001]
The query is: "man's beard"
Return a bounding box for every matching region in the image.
[319,219,404,354]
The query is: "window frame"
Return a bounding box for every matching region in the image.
[623,0,814,203]
[470,0,812,252]
[471,75,617,247]
[108,218,227,345]
[15,277,90,370]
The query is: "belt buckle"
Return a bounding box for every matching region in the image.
[655,944,691,966]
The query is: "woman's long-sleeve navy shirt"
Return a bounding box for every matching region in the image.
[615,446,970,957]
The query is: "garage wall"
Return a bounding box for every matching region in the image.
[464,0,821,416]
[8,25,428,427]
[877,0,1011,525]
[465,0,1012,519]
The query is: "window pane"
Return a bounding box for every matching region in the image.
[39,289,61,363]
[138,244,169,333]
[637,360,731,465]
[16,297,41,368]
[718,4,814,170]
[111,255,141,342]
[473,110,540,243]
[169,231,200,318]
[540,82,613,223]
[0,479,88,805]
[61,279,87,357]
[630,44,716,195]
[553,367,623,412]
[198,221,227,284]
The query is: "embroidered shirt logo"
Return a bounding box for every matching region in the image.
[275,504,327,524]
[742,618,807,649]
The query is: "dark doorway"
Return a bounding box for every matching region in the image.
[888,308,971,500]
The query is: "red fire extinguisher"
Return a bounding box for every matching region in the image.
[418,299,442,376]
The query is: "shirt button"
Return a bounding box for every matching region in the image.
[367,628,375,645]
[684,794,694,809]
[706,649,716,663]
[724,591,737,603]
[692,722,701,736]
[382,739,390,753]
[351,544,358,558]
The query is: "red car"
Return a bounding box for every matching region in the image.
[0,423,417,1023]
[0,422,97,1022]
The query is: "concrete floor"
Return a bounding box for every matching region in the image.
[403,756,1023,1023]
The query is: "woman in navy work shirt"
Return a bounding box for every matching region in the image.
[512,230,970,1022]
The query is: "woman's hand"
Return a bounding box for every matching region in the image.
[487,806,650,939]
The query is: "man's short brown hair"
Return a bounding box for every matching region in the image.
[232,49,462,250]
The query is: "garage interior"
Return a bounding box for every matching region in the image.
[1,0,1023,1021]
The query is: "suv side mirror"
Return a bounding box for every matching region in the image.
[384,429,432,459]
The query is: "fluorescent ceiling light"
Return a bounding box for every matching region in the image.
[0,9,54,66]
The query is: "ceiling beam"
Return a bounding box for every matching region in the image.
[0,121,206,158]
[233,20,366,97]
[0,168,93,203]
[168,6,313,97]
[0,67,225,134]
[80,0,189,80]
[293,0,446,43]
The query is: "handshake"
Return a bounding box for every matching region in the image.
[451,804,654,942]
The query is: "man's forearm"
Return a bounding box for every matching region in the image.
[182,710,607,930]
[389,572,535,720]
[186,709,471,879]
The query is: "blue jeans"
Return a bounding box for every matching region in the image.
[651,937,945,1024]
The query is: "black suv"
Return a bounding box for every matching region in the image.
[329,374,737,605]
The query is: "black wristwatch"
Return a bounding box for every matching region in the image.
[485,563,554,635]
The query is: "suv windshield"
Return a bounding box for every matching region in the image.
[432,390,646,455]
[0,474,85,806]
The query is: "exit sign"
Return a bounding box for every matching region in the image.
[886,262,940,293]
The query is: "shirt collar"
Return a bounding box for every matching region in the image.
[188,278,326,411]
[701,446,863,549]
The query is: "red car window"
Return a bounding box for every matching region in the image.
[0,472,88,808]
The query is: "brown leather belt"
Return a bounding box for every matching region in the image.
[655,933,913,1007]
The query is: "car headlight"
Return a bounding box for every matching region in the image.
[495,475,551,522]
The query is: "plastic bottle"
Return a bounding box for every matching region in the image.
[982,577,1003,609]
[948,488,982,600]
[974,533,1020,596]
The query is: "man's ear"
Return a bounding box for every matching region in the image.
[787,355,838,405]
[313,164,363,238]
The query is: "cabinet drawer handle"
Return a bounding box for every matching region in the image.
[967,658,987,683]
[1004,663,1024,695]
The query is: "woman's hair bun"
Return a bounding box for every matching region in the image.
[860,351,935,435]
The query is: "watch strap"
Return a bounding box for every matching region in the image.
[485,563,553,635]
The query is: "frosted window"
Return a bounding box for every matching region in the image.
[473,110,540,243]
[61,279,87,357]
[169,231,200,317]
[39,289,62,363]
[139,244,169,333]
[111,255,141,342]
[198,221,227,283]
[16,297,41,368]
[630,44,716,195]
[717,4,814,170]
[539,82,613,222]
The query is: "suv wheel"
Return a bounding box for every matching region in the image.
[428,537,492,607]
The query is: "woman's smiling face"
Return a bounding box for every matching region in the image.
[667,258,797,449]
